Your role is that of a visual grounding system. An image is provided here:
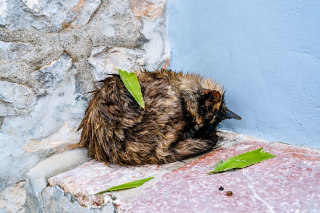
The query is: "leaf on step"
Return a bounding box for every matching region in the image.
[93,177,154,195]
[118,69,145,109]
[207,147,276,174]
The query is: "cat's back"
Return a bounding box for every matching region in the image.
[79,70,187,165]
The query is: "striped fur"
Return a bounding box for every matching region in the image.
[78,70,234,165]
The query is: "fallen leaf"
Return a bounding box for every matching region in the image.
[93,177,154,195]
[207,147,275,174]
[118,69,145,109]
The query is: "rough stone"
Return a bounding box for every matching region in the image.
[0,41,35,64]
[48,160,183,208]
[0,72,87,191]
[32,54,72,91]
[0,32,65,96]
[0,81,37,116]
[0,0,170,208]
[0,0,7,27]
[46,131,320,213]
[42,186,113,213]
[0,182,26,213]
[130,0,166,20]
[89,0,143,48]
[4,0,101,32]
[71,0,102,27]
[26,149,90,213]
[88,47,145,81]
[24,122,80,154]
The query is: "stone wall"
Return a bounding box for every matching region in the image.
[0,0,169,211]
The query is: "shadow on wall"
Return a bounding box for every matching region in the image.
[168,0,320,148]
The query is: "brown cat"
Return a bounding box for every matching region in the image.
[78,70,241,165]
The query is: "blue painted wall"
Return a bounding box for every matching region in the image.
[167,0,320,148]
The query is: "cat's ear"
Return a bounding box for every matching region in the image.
[200,90,221,108]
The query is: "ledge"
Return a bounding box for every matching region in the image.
[43,131,320,212]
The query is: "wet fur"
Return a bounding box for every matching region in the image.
[78,70,227,165]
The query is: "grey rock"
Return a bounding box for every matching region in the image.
[90,0,142,48]
[5,0,101,32]
[32,54,72,91]
[0,81,37,116]
[42,186,113,213]
[0,41,35,64]
[88,47,145,81]
[0,182,26,213]
[0,73,87,192]
[26,149,90,213]
[0,0,7,27]
[129,0,166,20]
[71,0,102,27]
[47,160,184,209]
[24,123,81,154]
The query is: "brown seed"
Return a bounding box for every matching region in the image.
[226,191,233,196]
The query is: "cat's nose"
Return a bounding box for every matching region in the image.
[224,108,241,120]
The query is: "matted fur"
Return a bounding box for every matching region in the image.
[78,70,232,165]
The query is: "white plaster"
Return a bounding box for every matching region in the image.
[141,16,170,70]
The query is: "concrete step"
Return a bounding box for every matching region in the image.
[40,131,320,213]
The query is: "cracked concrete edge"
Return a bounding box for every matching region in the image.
[26,149,91,213]
[42,186,114,213]
[43,160,185,212]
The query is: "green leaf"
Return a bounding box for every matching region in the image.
[207,147,276,174]
[118,69,145,109]
[94,177,154,195]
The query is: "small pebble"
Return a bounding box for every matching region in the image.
[226,191,233,196]
[219,186,224,191]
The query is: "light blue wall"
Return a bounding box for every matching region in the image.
[167,0,320,148]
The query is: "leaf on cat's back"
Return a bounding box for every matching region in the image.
[118,69,145,109]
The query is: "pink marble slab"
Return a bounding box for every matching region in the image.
[48,133,320,212]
